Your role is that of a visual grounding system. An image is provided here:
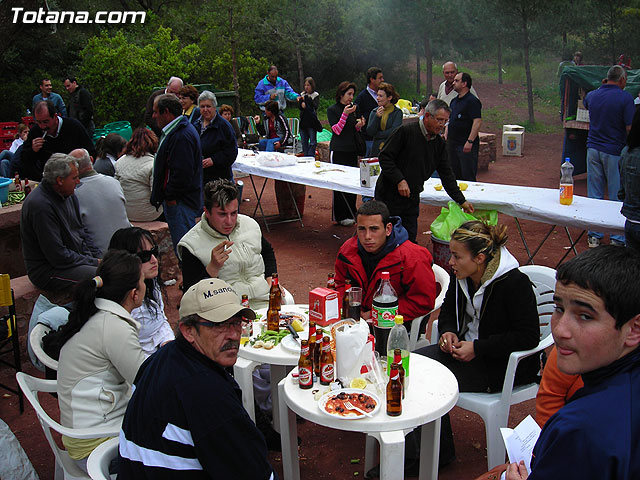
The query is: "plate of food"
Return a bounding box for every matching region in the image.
[318,388,380,419]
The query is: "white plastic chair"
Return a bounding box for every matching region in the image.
[30,323,59,371]
[287,117,300,153]
[451,265,556,469]
[409,263,450,351]
[16,372,121,480]
[281,286,295,305]
[86,437,118,480]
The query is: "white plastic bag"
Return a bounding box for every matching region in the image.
[334,320,369,385]
[255,151,297,167]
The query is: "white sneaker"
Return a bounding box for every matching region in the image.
[339,219,356,226]
[587,236,601,248]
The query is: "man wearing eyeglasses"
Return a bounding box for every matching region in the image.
[119,278,276,479]
[375,99,473,243]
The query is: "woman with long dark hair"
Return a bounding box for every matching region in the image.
[109,227,174,355]
[43,249,146,472]
[327,81,366,225]
[619,108,640,251]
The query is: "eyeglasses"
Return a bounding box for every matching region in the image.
[136,245,158,263]
[196,318,248,331]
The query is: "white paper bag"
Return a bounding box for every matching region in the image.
[335,320,370,384]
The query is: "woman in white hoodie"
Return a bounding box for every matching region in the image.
[409,221,540,468]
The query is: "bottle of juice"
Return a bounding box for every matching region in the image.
[560,157,574,205]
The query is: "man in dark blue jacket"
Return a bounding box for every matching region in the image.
[150,93,203,253]
[507,246,640,480]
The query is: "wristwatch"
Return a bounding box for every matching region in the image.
[466,139,474,144]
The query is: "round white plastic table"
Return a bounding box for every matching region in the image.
[234,305,310,429]
[278,354,459,480]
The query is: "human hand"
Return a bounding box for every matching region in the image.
[376,106,384,117]
[301,101,306,109]
[397,179,411,197]
[344,103,357,115]
[274,141,281,150]
[208,240,233,274]
[202,157,213,168]
[270,93,277,99]
[463,141,472,153]
[506,461,529,480]
[361,310,371,320]
[253,115,261,124]
[451,340,475,362]
[32,137,45,152]
[461,201,474,214]
[439,332,458,354]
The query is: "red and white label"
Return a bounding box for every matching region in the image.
[321,363,334,383]
[299,367,313,386]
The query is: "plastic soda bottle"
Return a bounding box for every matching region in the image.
[386,315,410,387]
[560,157,574,205]
[372,272,398,328]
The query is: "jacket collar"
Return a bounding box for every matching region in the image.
[94,298,141,331]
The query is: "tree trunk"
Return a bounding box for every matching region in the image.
[498,39,503,85]
[229,7,240,114]
[423,33,433,96]
[416,43,421,96]
[522,13,535,124]
[296,44,304,92]
[608,1,616,64]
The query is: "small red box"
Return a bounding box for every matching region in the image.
[309,287,341,327]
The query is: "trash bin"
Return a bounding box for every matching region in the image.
[431,235,452,275]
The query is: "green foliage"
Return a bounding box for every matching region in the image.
[79,27,201,126]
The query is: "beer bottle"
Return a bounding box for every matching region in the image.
[241,294,252,336]
[326,272,336,290]
[13,173,22,192]
[320,336,334,385]
[393,348,405,398]
[341,279,351,319]
[24,178,31,196]
[241,294,250,308]
[267,274,281,332]
[308,321,318,377]
[386,362,402,416]
[298,339,313,389]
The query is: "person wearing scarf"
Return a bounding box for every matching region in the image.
[367,82,403,157]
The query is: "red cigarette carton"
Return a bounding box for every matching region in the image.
[309,287,341,327]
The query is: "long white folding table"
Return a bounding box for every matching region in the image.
[233,150,625,265]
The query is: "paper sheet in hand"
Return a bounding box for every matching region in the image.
[500,415,541,474]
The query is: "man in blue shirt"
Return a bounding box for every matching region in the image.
[446,72,482,181]
[583,65,635,247]
[32,78,66,116]
[254,65,299,115]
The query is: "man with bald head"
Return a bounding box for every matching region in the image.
[145,76,184,136]
[70,148,130,254]
[437,61,479,106]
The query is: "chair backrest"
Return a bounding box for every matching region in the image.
[519,265,557,338]
[431,264,450,312]
[16,372,121,480]
[409,264,451,351]
[246,116,260,136]
[30,323,59,371]
[287,117,300,136]
[87,437,118,480]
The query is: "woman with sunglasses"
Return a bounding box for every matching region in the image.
[42,249,147,472]
[109,227,174,356]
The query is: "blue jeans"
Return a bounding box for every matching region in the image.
[625,220,640,253]
[258,138,280,152]
[0,150,14,177]
[163,200,200,255]
[587,148,624,243]
[299,128,317,156]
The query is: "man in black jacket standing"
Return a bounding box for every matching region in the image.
[375,99,473,242]
[355,66,384,157]
[63,76,95,137]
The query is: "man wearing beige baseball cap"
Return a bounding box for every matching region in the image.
[118,278,276,479]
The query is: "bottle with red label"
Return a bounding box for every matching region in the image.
[386,362,402,416]
[326,272,337,290]
[298,339,313,389]
[371,271,398,356]
[320,336,334,385]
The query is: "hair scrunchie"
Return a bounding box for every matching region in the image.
[93,276,104,289]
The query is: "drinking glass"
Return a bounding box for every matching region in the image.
[348,287,362,320]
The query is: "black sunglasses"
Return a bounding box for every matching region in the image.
[137,245,159,263]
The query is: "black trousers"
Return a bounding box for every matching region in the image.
[405,344,492,461]
[332,150,358,221]
[447,140,479,182]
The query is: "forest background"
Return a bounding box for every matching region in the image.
[1,0,639,129]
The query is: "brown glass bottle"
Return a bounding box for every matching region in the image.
[308,321,318,376]
[241,294,250,308]
[326,272,336,290]
[341,279,351,319]
[320,336,335,385]
[386,362,402,416]
[298,339,313,389]
[393,349,405,398]
[267,274,281,332]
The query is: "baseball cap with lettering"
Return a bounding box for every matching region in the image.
[179,278,256,323]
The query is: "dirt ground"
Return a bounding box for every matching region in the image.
[0,76,605,479]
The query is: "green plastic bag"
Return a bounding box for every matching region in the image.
[430,201,498,241]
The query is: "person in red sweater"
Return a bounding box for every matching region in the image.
[334,200,436,326]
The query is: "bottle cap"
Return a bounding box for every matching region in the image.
[381,271,390,280]
[394,315,403,325]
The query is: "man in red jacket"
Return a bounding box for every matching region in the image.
[334,200,436,324]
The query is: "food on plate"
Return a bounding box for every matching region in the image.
[324,391,377,416]
[249,329,290,348]
[279,312,306,328]
[434,184,443,191]
[291,318,304,332]
[459,182,468,191]
[350,377,367,390]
